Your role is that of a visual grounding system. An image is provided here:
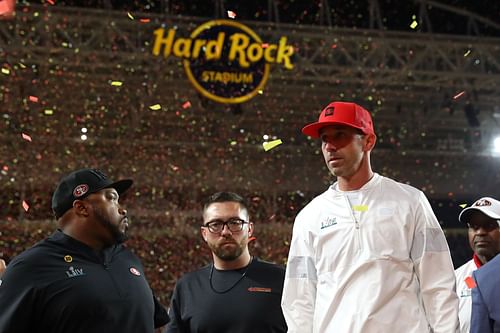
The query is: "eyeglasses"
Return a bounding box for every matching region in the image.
[467,221,500,232]
[203,218,249,233]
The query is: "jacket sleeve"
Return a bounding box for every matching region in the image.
[0,259,36,333]
[281,216,317,333]
[470,272,493,333]
[410,191,459,333]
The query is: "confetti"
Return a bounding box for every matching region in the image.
[22,133,32,142]
[18,63,26,68]
[262,139,283,151]
[1,68,10,75]
[459,204,467,208]
[410,21,418,29]
[149,104,161,110]
[258,90,263,94]
[464,50,471,57]
[261,43,269,48]
[22,200,30,212]
[29,95,39,103]
[453,91,466,100]
[47,0,55,5]
[227,10,236,19]
[353,205,368,212]
[127,12,134,20]
[182,101,191,109]
[44,109,54,115]
[139,18,150,23]
[110,81,123,86]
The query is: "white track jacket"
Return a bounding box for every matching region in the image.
[282,173,459,333]
[455,258,479,333]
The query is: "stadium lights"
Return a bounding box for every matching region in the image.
[493,136,500,154]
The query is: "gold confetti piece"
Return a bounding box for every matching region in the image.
[22,133,32,142]
[127,12,134,20]
[258,90,263,94]
[453,91,466,100]
[19,63,26,68]
[44,109,54,115]
[227,10,236,19]
[464,50,471,57]
[263,139,283,151]
[1,68,10,75]
[410,21,418,29]
[149,104,161,110]
[459,204,467,208]
[29,95,39,103]
[182,101,191,109]
[230,141,237,146]
[110,81,123,86]
[22,200,29,212]
[353,205,368,212]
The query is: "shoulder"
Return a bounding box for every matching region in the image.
[475,255,500,283]
[252,258,285,275]
[175,264,211,286]
[377,174,424,199]
[455,259,475,277]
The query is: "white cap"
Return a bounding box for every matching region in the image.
[458,197,500,225]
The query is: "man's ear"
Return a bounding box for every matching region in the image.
[364,133,377,151]
[247,222,254,238]
[201,226,208,242]
[73,200,89,217]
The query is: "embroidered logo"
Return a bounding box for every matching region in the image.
[474,199,492,207]
[66,266,85,278]
[320,216,337,229]
[324,106,335,116]
[129,267,141,276]
[248,287,272,293]
[73,184,89,197]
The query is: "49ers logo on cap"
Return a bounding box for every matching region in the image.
[324,106,335,116]
[73,184,89,197]
[130,267,141,276]
[474,199,492,207]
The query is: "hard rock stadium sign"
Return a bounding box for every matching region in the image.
[152,20,294,104]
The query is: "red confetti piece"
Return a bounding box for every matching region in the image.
[227,10,236,19]
[22,200,29,212]
[453,91,466,100]
[182,101,191,109]
[465,276,476,289]
[29,96,39,103]
[2,165,8,171]
[261,43,269,48]
[47,0,55,5]
[139,18,150,23]
[248,236,256,242]
[22,133,32,142]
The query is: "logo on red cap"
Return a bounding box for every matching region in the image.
[324,106,335,116]
[73,184,89,197]
[130,267,141,276]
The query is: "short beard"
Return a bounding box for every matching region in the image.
[93,206,128,244]
[208,237,246,261]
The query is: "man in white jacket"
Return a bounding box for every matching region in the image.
[455,197,500,333]
[281,101,459,333]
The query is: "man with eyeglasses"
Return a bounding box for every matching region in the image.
[455,197,500,333]
[165,191,287,333]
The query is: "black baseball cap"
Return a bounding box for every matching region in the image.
[52,168,133,219]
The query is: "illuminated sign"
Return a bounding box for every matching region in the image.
[152,20,294,104]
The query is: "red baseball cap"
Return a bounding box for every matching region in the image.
[302,101,375,138]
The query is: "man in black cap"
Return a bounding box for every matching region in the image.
[0,168,169,333]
